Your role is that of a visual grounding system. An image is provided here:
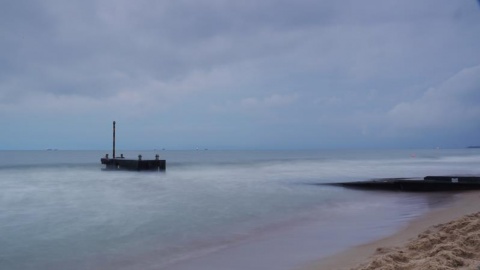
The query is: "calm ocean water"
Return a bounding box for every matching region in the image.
[1,149,480,270]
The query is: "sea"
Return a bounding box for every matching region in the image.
[1,149,480,270]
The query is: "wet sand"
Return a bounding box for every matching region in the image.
[303,191,480,270]
[162,192,445,270]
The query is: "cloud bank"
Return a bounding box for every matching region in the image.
[1,0,480,149]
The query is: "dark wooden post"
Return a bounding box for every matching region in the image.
[113,121,116,158]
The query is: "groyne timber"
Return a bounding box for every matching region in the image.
[100,121,166,171]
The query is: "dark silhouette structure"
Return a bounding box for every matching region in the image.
[100,121,166,171]
[325,176,480,191]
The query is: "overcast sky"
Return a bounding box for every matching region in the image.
[1,0,480,150]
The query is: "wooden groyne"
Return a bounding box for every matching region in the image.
[100,121,166,171]
[324,176,480,191]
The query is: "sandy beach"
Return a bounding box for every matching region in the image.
[304,191,480,270]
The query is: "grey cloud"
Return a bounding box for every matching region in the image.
[388,65,480,131]
[2,0,478,97]
[1,0,480,149]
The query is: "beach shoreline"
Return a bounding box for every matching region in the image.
[302,191,480,270]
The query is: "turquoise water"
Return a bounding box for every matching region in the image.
[1,149,479,269]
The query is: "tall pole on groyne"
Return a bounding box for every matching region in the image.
[113,121,116,158]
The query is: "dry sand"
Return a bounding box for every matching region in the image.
[303,191,480,270]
